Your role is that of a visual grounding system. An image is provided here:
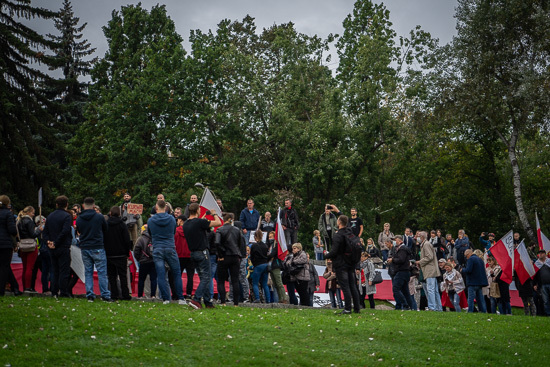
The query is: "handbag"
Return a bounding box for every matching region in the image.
[15,221,37,252]
[371,271,383,285]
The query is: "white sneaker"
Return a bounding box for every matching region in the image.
[163,300,170,304]
[178,299,188,306]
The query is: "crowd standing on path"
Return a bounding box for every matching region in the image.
[1,192,549,317]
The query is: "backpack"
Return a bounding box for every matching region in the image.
[343,231,362,266]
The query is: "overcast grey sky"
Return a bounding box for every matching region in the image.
[32,0,458,63]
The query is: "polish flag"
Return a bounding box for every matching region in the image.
[513,240,536,285]
[536,212,550,252]
[490,230,514,284]
[275,208,288,261]
[199,187,223,229]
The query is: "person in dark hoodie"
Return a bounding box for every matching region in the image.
[133,225,157,298]
[76,197,112,302]
[42,195,73,298]
[147,199,191,306]
[104,206,132,300]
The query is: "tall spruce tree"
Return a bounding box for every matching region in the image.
[0,0,63,208]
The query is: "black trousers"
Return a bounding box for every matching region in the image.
[107,256,130,300]
[295,279,310,306]
[50,247,71,297]
[217,255,241,305]
[335,267,361,312]
[0,248,13,296]
[180,257,195,296]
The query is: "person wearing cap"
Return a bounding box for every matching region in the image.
[479,232,495,251]
[133,225,157,298]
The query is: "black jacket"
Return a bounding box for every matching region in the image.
[280,207,299,230]
[42,209,72,249]
[250,241,269,266]
[325,227,354,270]
[392,244,411,272]
[17,216,39,239]
[267,239,283,269]
[76,209,107,249]
[216,224,244,258]
[0,208,17,249]
[104,216,132,257]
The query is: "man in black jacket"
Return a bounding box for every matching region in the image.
[42,195,73,298]
[325,215,361,314]
[280,199,299,246]
[216,213,245,306]
[387,235,412,310]
[104,206,132,300]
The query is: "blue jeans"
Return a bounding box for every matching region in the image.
[191,250,211,303]
[209,254,217,301]
[467,285,487,313]
[450,291,461,312]
[381,250,389,262]
[81,248,110,299]
[153,247,183,301]
[315,252,324,261]
[251,263,270,302]
[426,277,442,311]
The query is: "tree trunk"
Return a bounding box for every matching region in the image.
[505,127,537,244]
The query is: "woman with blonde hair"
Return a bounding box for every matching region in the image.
[284,243,310,306]
[17,206,42,291]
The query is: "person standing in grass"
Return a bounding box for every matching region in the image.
[284,243,310,306]
[183,203,221,309]
[250,230,271,303]
[147,199,189,306]
[77,197,112,302]
[104,206,132,301]
[462,249,488,313]
[417,231,442,311]
[323,259,343,309]
[325,215,361,314]
[133,225,157,299]
[359,252,376,309]
[215,213,245,306]
[306,253,320,306]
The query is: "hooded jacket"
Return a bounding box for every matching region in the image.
[103,216,131,257]
[147,212,176,249]
[76,209,107,250]
[175,226,191,258]
[133,232,153,264]
[325,226,355,270]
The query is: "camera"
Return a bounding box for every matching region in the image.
[205,210,211,216]
[326,205,332,210]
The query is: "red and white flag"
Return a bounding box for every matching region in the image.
[513,240,536,285]
[199,187,223,229]
[490,230,514,284]
[275,208,288,261]
[536,212,550,252]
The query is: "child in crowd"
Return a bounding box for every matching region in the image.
[359,252,376,309]
[313,230,324,261]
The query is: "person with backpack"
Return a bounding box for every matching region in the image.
[325,214,361,314]
[133,225,157,298]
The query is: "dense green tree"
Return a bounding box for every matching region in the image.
[426,0,550,243]
[0,0,62,209]
[67,4,187,208]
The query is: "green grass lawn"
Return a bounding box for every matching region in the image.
[1,297,549,366]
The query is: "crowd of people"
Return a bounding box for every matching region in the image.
[1,193,549,316]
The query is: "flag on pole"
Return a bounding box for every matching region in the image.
[199,187,223,229]
[275,208,288,261]
[490,230,514,284]
[536,212,550,252]
[513,240,537,285]
[38,187,43,208]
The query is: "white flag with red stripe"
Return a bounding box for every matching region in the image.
[199,187,223,229]
[491,230,514,284]
[536,212,550,252]
[275,208,288,261]
[513,240,536,285]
